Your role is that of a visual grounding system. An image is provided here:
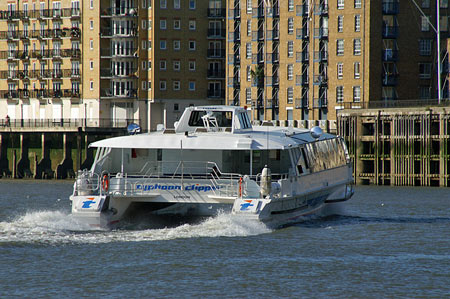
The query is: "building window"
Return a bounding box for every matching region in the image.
[421,16,430,31]
[173,60,180,71]
[247,66,252,81]
[419,39,432,56]
[354,62,360,79]
[148,81,152,89]
[336,86,344,102]
[287,41,293,57]
[337,16,344,32]
[90,61,94,70]
[287,87,293,104]
[174,19,181,30]
[422,0,430,8]
[142,0,146,9]
[90,80,94,90]
[338,0,344,9]
[160,19,167,30]
[173,40,180,50]
[337,63,343,79]
[337,39,344,56]
[160,60,167,70]
[160,40,166,49]
[148,60,152,69]
[419,63,432,79]
[160,0,167,9]
[246,43,252,59]
[189,20,196,30]
[160,80,167,90]
[90,0,94,9]
[288,18,294,34]
[189,60,196,71]
[354,0,361,8]
[247,20,252,36]
[189,0,195,9]
[353,86,361,102]
[148,40,152,50]
[142,80,147,90]
[354,39,361,55]
[90,40,93,50]
[173,80,180,90]
[142,61,147,70]
[288,0,294,11]
[174,0,180,9]
[287,64,293,80]
[90,20,94,29]
[189,40,196,51]
[189,81,195,91]
[247,0,252,14]
[441,0,449,8]
[246,88,251,104]
[355,15,361,32]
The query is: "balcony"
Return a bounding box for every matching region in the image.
[296,5,309,16]
[266,29,279,40]
[0,89,80,100]
[207,89,225,98]
[314,51,328,62]
[266,52,279,64]
[100,7,138,18]
[382,49,398,62]
[382,25,398,38]
[313,97,327,108]
[0,8,81,20]
[207,49,225,59]
[228,31,240,42]
[266,76,279,86]
[296,75,309,86]
[101,48,138,58]
[251,7,265,18]
[227,77,240,88]
[207,28,226,39]
[296,51,309,63]
[228,54,240,65]
[295,98,309,109]
[207,8,226,18]
[100,68,138,78]
[314,28,328,39]
[252,30,264,41]
[314,4,328,15]
[313,75,328,86]
[100,88,137,98]
[228,8,240,19]
[207,69,225,79]
[252,53,265,64]
[382,73,399,86]
[296,28,309,39]
[382,1,399,15]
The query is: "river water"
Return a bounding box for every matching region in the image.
[0,181,449,298]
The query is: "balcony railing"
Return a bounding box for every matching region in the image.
[0,89,80,99]
[295,98,309,108]
[207,8,226,18]
[207,69,225,78]
[314,28,328,38]
[382,25,398,38]
[296,28,309,39]
[314,51,328,62]
[0,28,81,40]
[207,49,225,59]
[100,7,138,17]
[207,28,226,38]
[100,47,138,57]
[382,1,399,14]
[100,68,138,78]
[207,89,225,98]
[314,4,328,15]
[296,75,309,86]
[313,97,328,108]
[227,77,240,88]
[296,5,309,16]
[313,75,328,85]
[382,49,399,62]
[382,74,399,86]
[100,88,137,98]
[0,8,81,20]
[296,51,309,63]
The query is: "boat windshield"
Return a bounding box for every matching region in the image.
[188,110,233,127]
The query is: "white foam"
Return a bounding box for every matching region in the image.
[0,210,271,245]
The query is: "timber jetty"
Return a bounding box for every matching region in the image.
[338,106,450,187]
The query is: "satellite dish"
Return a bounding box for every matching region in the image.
[127,123,141,135]
[310,126,323,139]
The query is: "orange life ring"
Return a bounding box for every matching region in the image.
[102,174,109,192]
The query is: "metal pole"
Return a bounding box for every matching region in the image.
[437,0,441,104]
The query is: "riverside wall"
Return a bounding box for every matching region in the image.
[0,126,126,179]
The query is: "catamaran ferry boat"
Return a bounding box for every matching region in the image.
[70,105,354,228]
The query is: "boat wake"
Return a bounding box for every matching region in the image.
[0,210,271,245]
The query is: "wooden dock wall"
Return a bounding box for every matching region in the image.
[338,107,450,187]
